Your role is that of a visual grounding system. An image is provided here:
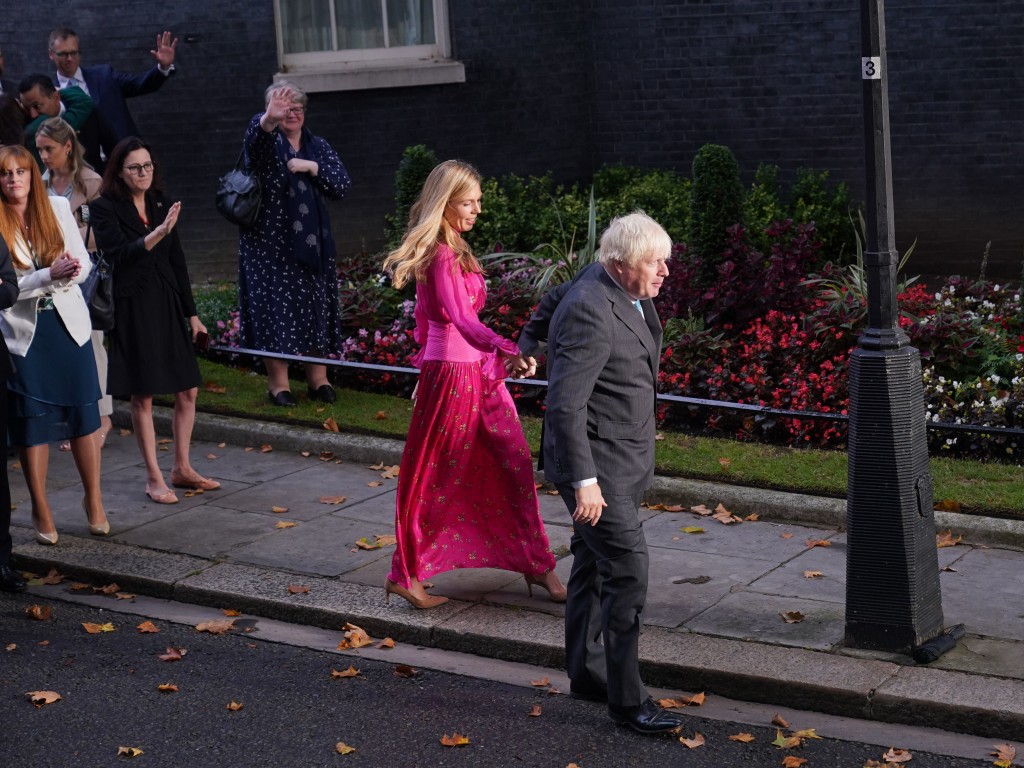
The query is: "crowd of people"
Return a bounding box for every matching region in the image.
[0,25,681,736]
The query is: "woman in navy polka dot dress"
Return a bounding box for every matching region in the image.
[238,81,351,407]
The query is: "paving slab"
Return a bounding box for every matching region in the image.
[111,504,281,559]
[935,546,1024,641]
[683,590,847,650]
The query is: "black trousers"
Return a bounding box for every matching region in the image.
[558,485,649,708]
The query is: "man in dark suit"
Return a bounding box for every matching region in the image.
[519,212,681,734]
[0,237,24,592]
[49,27,177,140]
[0,43,16,95]
[18,74,116,172]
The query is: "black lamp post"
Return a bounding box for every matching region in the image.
[844,0,944,651]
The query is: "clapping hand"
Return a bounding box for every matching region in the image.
[150,31,178,70]
[50,252,81,281]
[156,201,182,237]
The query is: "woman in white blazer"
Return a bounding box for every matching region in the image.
[0,144,108,544]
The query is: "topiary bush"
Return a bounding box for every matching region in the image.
[384,144,439,250]
[689,144,745,289]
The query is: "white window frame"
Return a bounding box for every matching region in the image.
[273,0,465,93]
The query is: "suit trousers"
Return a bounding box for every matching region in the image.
[0,386,12,566]
[558,485,649,707]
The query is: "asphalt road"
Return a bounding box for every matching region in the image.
[0,588,997,768]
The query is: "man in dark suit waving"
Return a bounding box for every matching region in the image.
[519,212,681,734]
[49,27,177,140]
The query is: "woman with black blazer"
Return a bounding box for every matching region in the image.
[0,144,108,544]
[0,235,24,590]
[91,137,217,505]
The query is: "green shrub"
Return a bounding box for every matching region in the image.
[384,145,439,250]
[593,166,690,243]
[689,144,745,287]
[789,168,853,265]
[193,282,238,329]
[467,172,568,254]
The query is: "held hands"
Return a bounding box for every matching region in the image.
[573,483,607,527]
[49,252,81,281]
[150,31,178,70]
[503,351,537,379]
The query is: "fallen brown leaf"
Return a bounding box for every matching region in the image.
[82,622,116,634]
[6,643,15,652]
[26,690,61,707]
[331,666,361,679]
[782,757,808,768]
[195,619,235,635]
[933,498,961,513]
[803,570,824,579]
[206,453,219,460]
[780,533,794,539]
[335,742,357,755]
[440,732,470,747]
[772,714,790,728]
[319,495,347,505]
[158,647,186,661]
[690,504,713,516]
[157,683,178,692]
[729,732,756,742]
[882,747,913,763]
[97,583,121,595]
[287,585,310,595]
[530,676,550,687]
[222,609,242,617]
[115,593,136,600]
[773,729,802,748]
[394,664,418,678]
[323,417,340,432]
[745,513,761,521]
[780,611,806,624]
[806,539,832,549]
[991,743,1016,768]
[25,604,52,621]
[275,521,297,529]
[376,637,396,649]
[204,381,227,394]
[271,506,289,514]
[116,746,144,758]
[936,530,963,548]
[679,732,705,749]
[38,567,65,585]
[136,621,160,634]
[367,481,383,488]
[226,700,244,711]
[718,457,732,469]
[528,704,542,717]
[318,451,335,461]
[68,583,91,591]
[260,444,273,453]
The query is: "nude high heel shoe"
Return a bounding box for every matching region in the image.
[83,500,110,536]
[384,579,449,609]
[525,572,567,603]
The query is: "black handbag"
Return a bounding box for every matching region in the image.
[215,147,262,229]
[80,222,115,331]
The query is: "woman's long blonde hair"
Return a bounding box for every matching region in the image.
[0,145,64,269]
[36,116,93,197]
[383,159,482,289]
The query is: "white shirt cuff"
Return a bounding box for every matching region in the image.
[572,478,597,489]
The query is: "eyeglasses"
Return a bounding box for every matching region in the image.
[123,162,155,176]
[52,50,80,59]
[285,106,305,115]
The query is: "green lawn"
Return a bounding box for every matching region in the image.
[180,357,1024,520]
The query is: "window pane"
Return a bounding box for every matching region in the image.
[280,0,333,53]
[387,0,435,47]
[335,0,385,49]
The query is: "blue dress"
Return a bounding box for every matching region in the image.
[237,115,351,357]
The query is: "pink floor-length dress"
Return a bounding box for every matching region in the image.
[387,242,556,588]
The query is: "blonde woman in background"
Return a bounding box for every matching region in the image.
[35,116,112,451]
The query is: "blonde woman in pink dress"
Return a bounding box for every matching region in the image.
[382,159,565,609]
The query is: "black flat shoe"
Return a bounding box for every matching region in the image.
[307,384,336,403]
[0,563,27,593]
[268,390,296,407]
[609,697,685,734]
[569,682,608,703]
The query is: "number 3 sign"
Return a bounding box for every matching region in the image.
[862,57,882,80]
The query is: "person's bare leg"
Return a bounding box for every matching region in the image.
[305,363,329,389]
[169,387,205,481]
[131,395,174,500]
[20,445,55,535]
[265,358,291,395]
[69,433,106,527]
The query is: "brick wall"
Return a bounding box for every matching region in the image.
[2,1,1020,280]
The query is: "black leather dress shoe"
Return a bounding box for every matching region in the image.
[569,682,608,703]
[609,697,685,734]
[307,384,336,403]
[0,563,27,592]
[268,390,297,407]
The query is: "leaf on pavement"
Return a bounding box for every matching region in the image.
[530,676,550,687]
[882,748,913,763]
[744,513,760,521]
[318,451,335,461]
[25,604,52,621]
[690,504,713,516]
[380,465,400,480]
[934,498,961,513]
[319,495,347,505]
[222,609,242,617]
[782,758,807,768]
[772,714,790,728]
[136,621,160,634]
[287,584,310,595]
[682,692,705,706]
[82,622,116,634]
[158,647,187,662]
[195,619,235,635]
[68,582,91,591]
[355,537,381,550]
[528,704,542,717]
[730,733,756,742]
[260,444,273,453]
[792,728,821,740]
[780,611,805,624]
[116,746,144,758]
[206,453,219,460]
[681,526,705,534]
[271,506,289,514]
[38,567,65,585]
[367,481,383,487]
[275,521,297,529]
[6,643,15,652]
[226,700,244,711]
[440,732,470,747]
[335,742,357,754]
[157,683,178,692]
[26,690,61,707]
[323,417,340,432]
[331,666,360,679]
[679,732,705,749]
[657,698,683,708]
[115,593,136,600]
[991,743,1016,768]
[780,533,794,539]
[803,571,824,579]
[394,664,418,678]
[772,729,802,749]
[97,583,121,595]
[376,637,395,649]
[806,539,832,549]
[936,530,963,548]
